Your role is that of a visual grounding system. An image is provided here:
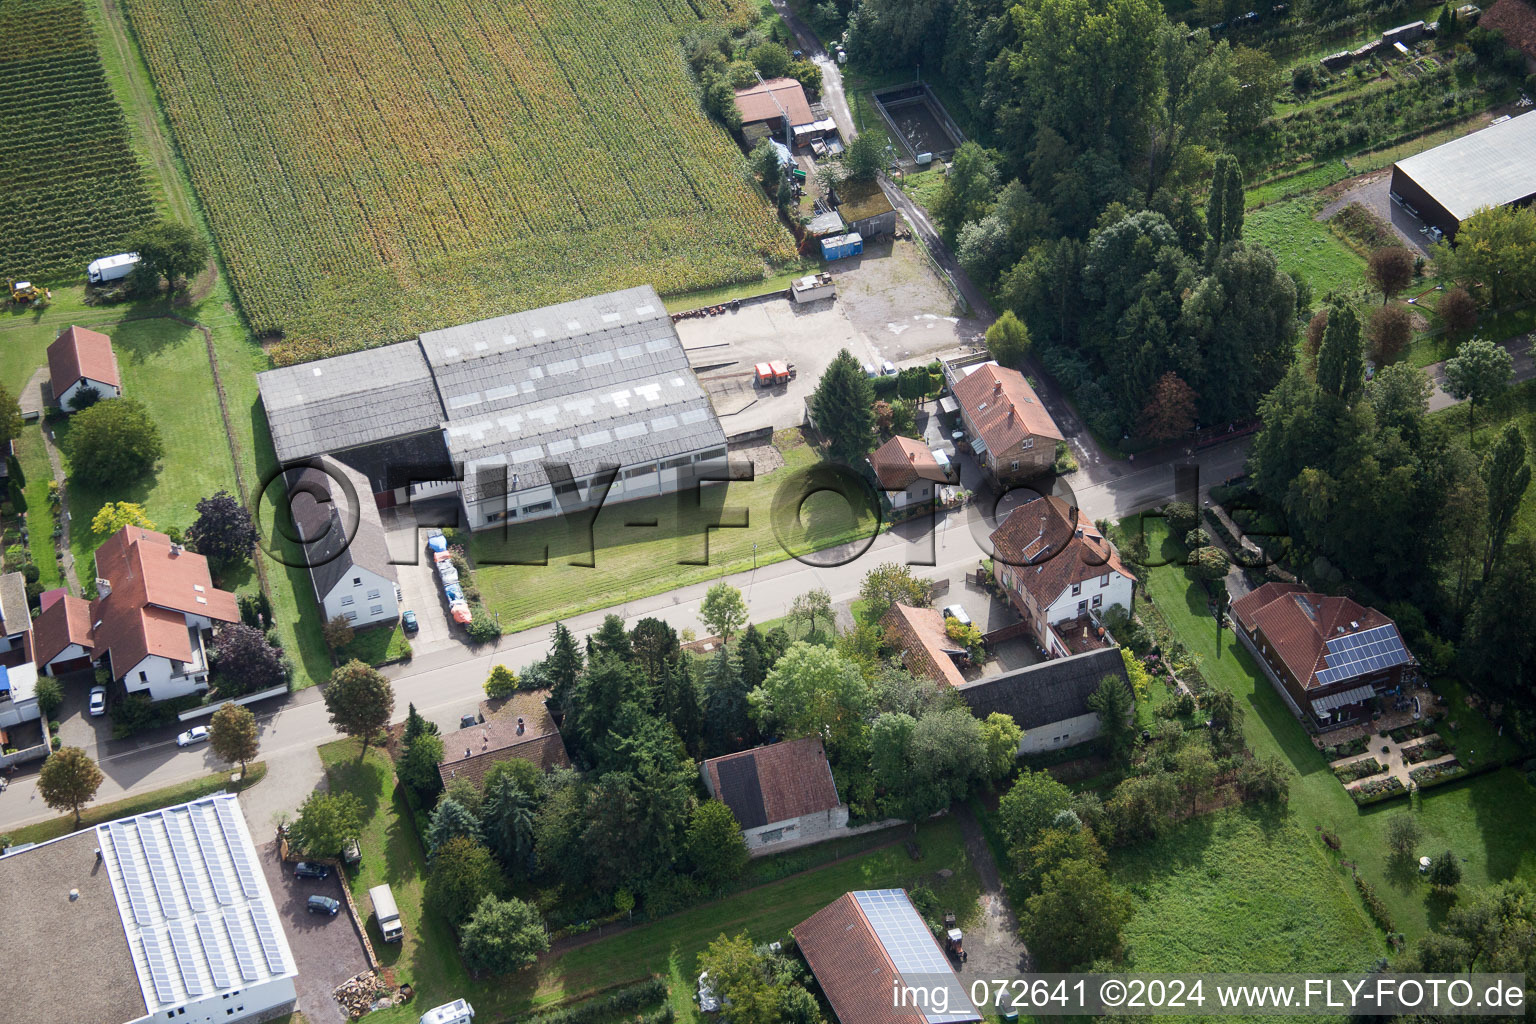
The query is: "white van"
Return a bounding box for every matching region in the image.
[369,883,404,943]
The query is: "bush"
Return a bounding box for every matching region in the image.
[1332,757,1385,783]
[1355,875,1395,932]
[1409,760,1466,788]
[1163,502,1198,534]
[1350,775,1407,805]
[34,676,62,718]
[50,735,62,751]
[466,609,502,644]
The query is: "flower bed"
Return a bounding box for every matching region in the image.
[1349,775,1407,806]
[1402,735,1448,764]
[1410,759,1466,789]
[1333,757,1386,783]
[1322,735,1370,760]
[1388,718,1436,743]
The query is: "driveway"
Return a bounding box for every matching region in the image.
[952,803,1029,986]
[52,667,113,758]
[380,507,455,655]
[258,841,370,1024]
[1316,173,1439,256]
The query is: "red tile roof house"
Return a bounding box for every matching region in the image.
[991,495,1135,658]
[437,689,571,789]
[700,736,849,855]
[882,601,967,688]
[47,325,122,410]
[733,77,815,136]
[793,889,982,1024]
[1230,582,1417,730]
[949,361,1062,485]
[870,435,952,515]
[39,527,239,702]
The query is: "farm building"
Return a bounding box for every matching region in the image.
[948,360,1063,484]
[285,462,399,629]
[258,286,727,531]
[47,325,122,409]
[1231,583,1418,728]
[1389,111,1536,239]
[882,601,967,688]
[834,179,897,238]
[733,77,815,142]
[793,889,981,1024]
[956,647,1133,754]
[1482,0,1536,68]
[700,737,850,854]
[0,793,298,1024]
[991,495,1135,657]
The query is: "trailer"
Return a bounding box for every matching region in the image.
[753,360,797,387]
[369,884,404,942]
[419,1000,474,1024]
[820,232,864,261]
[87,252,140,284]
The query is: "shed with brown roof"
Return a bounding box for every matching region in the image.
[871,436,950,511]
[701,736,849,853]
[882,602,966,688]
[733,77,815,129]
[950,361,1061,483]
[1230,583,1416,726]
[47,325,122,410]
[437,690,570,788]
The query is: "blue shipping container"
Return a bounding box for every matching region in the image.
[820,232,864,261]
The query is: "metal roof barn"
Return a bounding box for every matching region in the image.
[1390,111,1536,236]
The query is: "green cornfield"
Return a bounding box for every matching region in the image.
[124,0,798,360]
[0,0,156,280]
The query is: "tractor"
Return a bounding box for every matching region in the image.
[6,279,51,307]
[943,911,966,962]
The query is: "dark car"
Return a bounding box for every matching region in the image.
[294,862,330,880]
[402,610,418,635]
[307,895,341,916]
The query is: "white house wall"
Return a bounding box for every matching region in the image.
[42,641,89,675]
[121,655,208,702]
[462,452,728,531]
[58,376,122,409]
[323,566,400,627]
[126,976,296,1024]
[1017,710,1103,754]
[1044,572,1133,625]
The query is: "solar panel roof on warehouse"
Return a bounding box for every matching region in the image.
[1393,111,1536,221]
[417,286,725,502]
[1314,623,1412,686]
[854,890,979,1024]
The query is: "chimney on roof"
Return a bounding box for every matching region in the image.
[1007,405,1015,422]
[465,747,471,757]
[993,380,1002,395]
[1075,527,1083,538]
[1350,620,1360,630]
[169,543,183,556]
[908,452,916,462]
[96,578,111,598]
[517,717,525,735]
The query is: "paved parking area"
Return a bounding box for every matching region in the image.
[258,842,370,1024]
[52,667,112,759]
[380,507,455,655]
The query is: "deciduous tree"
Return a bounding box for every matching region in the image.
[289,791,362,857]
[1386,814,1422,858]
[65,397,163,487]
[0,383,21,449]
[38,746,103,827]
[1367,303,1413,363]
[1444,338,1514,436]
[1023,856,1132,969]
[749,642,872,749]
[459,895,548,973]
[1482,424,1531,583]
[1137,371,1197,441]
[321,615,354,651]
[425,835,505,925]
[686,800,750,888]
[323,659,395,759]
[188,490,257,568]
[1316,304,1364,403]
[788,588,833,641]
[130,220,209,289]
[213,623,291,695]
[209,702,259,774]
[1367,246,1416,304]
[701,582,748,645]
[985,309,1031,367]
[484,664,519,699]
[859,562,929,623]
[933,142,999,241]
[1439,286,1478,334]
[998,767,1073,866]
[91,501,154,537]
[978,712,1023,782]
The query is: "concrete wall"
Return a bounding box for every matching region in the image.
[323,565,399,627]
[742,805,852,855]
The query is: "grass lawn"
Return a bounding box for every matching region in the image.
[470,433,880,635]
[1113,808,1381,980]
[1244,194,1368,305]
[1124,513,1536,941]
[899,167,948,212]
[13,426,63,588]
[338,622,411,667]
[320,736,981,1021]
[3,762,265,847]
[662,262,817,314]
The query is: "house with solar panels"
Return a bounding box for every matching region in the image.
[0,792,297,1024]
[793,889,981,1024]
[1230,583,1418,729]
[256,285,728,533]
[700,737,850,854]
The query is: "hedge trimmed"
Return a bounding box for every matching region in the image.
[1349,775,1407,805]
[1410,759,1466,789]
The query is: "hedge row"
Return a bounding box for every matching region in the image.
[1355,875,1395,933]
[511,979,668,1024]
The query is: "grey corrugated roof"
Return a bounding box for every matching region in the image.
[956,647,1130,731]
[0,572,28,637]
[283,462,396,604]
[418,285,726,502]
[1394,112,1536,221]
[258,342,444,462]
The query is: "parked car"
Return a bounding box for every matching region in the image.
[402,610,418,634]
[88,686,107,717]
[863,363,878,378]
[881,360,898,376]
[942,604,972,627]
[460,713,478,729]
[294,862,331,880]
[176,725,209,747]
[307,895,341,916]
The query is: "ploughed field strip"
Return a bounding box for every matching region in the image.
[124,0,795,358]
[0,0,155,279]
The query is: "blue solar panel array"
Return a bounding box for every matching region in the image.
[1315,624,1411,686]
[853,890,978,1023]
